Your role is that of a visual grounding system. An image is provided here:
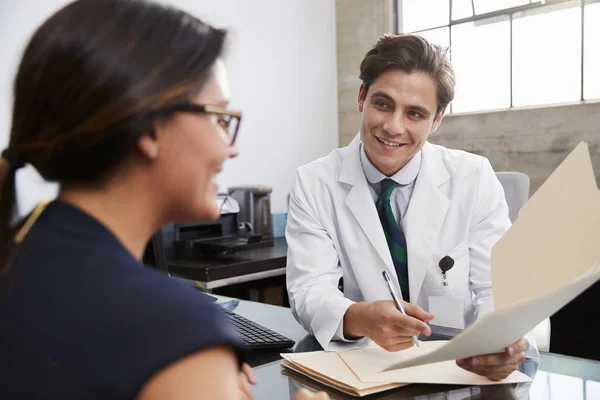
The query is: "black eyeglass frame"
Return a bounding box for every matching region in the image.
[153,103,242,145]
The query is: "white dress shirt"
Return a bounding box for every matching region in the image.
[359,142,422,228]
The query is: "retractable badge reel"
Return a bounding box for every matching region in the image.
[438,256,455,286]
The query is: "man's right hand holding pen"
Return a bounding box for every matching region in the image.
[342,300,434,352]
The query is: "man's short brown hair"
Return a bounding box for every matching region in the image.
[359,34,455,116]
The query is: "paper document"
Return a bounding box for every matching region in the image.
[382,142,600,372]
[281,345,529,398]
[339,341,530,384]
[382,268,600,371]
[491,142,600,310]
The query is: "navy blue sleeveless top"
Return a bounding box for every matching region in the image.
[0,201,245,399]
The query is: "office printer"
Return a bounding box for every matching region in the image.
[171,193,273,257]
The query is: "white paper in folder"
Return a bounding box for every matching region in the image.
[382,142,600,372]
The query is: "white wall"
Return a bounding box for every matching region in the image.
[0,0,338,214]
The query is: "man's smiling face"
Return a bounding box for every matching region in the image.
[358,69,446,176]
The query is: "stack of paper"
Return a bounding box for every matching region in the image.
[282,341,530,397]
[281,351,406,397]
[281,142,600,396]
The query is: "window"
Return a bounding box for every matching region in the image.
[399,0,449,33]
[451,16,511,112]
[474,0,530,14]
[512,3,582,107]
[416,27,450,50]
[396,0,599,114]
[584,2,600,100]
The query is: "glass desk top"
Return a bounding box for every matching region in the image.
[225,296,600,399]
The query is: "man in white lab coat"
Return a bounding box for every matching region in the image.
[286,34,531,381]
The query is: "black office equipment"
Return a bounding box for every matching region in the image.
[171,194,271,257]
[143,229,295,350]
[222,308,295,350]
[550,281,600,361]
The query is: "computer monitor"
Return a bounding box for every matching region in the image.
[142,228,169,273]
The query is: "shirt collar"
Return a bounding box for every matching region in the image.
[359,141,422,185]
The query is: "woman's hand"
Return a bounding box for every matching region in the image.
[292,388,330,400]
[238,363,257,399]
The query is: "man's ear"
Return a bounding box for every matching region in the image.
[430,107,447,133]
[137,133,159,160]
[357,84,366,113]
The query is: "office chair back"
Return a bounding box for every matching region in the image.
[495,171,530,223]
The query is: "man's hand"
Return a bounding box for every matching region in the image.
[456,337,529,381]
[343,300,434,351]
[238,363,256,399]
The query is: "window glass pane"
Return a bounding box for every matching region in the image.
[414,27,450,49]
[474,0,530,14]
[451,17,511,112]
[584,2,600,100]
[586,380,600,400]
[400,0,449,33]
[452,0,473,20]
[512,4,582,107]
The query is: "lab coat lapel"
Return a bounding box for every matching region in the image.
[339,137,396,277]
[404,142,450,302]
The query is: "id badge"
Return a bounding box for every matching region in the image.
[429,294,465,330]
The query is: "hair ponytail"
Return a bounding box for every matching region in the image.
[0,158,18,275]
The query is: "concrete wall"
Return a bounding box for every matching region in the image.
[336,0,394,146]
[432,102,600,195]
[336,0,600,196]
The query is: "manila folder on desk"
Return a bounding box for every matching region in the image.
[281,342,530,397]
[383,142,600,372]
[280,351,406,397]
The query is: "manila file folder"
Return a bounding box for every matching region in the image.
[282,341,530,397]
[383,141,600,371]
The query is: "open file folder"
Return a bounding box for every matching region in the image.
[382,142,600,371]
[282,342,530,397]
[280,142,599,396]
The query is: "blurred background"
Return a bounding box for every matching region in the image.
[1,0,598,216]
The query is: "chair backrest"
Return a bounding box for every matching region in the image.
[495,171,530,223]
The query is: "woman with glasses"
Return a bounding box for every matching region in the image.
[0,1,326,399]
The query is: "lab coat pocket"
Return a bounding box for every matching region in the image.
[428,289,465,330]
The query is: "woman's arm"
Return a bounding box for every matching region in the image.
[138,346,246,400]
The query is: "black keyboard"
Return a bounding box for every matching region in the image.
[223,308,295,350]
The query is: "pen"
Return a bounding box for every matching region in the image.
[382,270,420,347]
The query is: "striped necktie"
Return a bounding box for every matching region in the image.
[376,178,410,302]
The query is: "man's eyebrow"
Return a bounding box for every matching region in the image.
[370,91,396,105]
[406,105,432,117]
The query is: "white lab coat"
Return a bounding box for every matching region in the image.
[286,137,512,351]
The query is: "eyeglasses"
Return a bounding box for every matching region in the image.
[154,103,242,145]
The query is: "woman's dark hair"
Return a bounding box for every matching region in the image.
[0,0,227,273]
[359,34,455,117]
